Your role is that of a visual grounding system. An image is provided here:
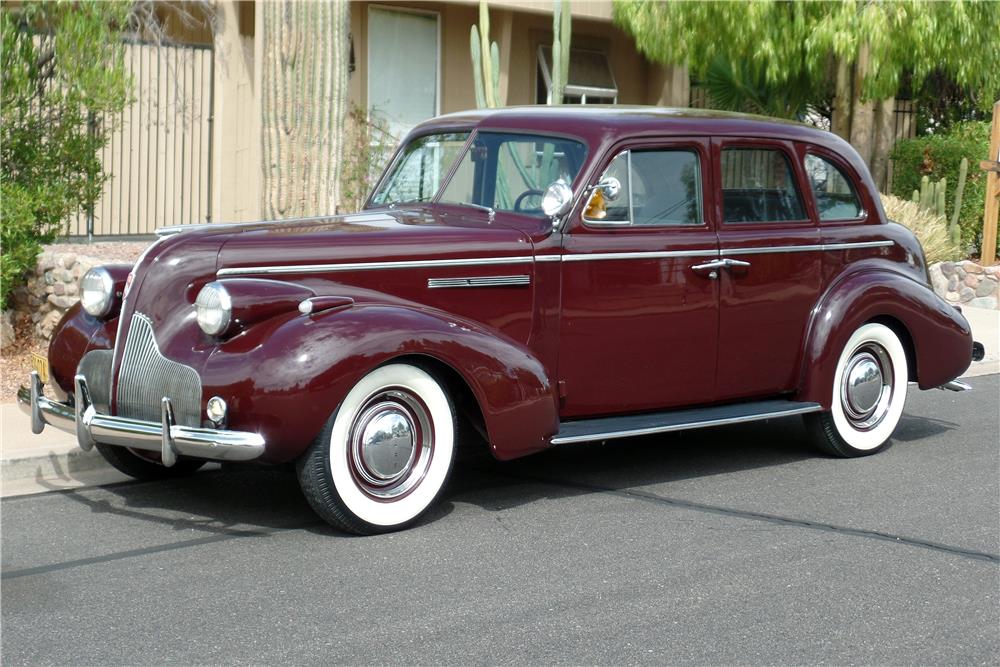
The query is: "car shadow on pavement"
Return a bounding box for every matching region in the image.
[33,411,954,540]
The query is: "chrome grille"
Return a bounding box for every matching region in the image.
[116,312,202,427]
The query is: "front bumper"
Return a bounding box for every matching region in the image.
[17,372,265,466]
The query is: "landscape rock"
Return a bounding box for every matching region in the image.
[928,261,999,309]
[975,279,997,297]
[968,296,998,309]
[0,310,15,351]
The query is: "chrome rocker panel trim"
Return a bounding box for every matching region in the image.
[17,371,265,465]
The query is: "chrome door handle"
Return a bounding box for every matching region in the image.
[690,258,751,279]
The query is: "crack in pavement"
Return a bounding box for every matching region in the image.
[500,471,1000,564]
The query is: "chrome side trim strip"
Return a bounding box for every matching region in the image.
[551,404,823,445]
[217,255,536,277]
[722,240,893,256]
[428,275,530,289]
[562,249,719,262]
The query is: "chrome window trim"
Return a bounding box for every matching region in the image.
[428,275,530,289]
[721,240,893,256]
[562,250,719,262]
[216,240,893,276]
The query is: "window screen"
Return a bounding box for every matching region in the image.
[805,154,864,220]
[721,148,805,223]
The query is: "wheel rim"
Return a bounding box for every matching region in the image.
[840,343,894,431]
[347,388,433,500]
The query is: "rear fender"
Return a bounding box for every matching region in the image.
[798,269,972,408]
[204,304,558,463]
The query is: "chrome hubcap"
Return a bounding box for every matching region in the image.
[349,389,433,499]
[359,406,416,482]
[840,344,894,430]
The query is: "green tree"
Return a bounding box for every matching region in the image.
[613,0,1000,189]
[1,0,132,310]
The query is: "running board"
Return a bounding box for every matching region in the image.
[551,399,823,445]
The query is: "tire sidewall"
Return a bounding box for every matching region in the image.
[326,363,455,529]
[829,323,908,452]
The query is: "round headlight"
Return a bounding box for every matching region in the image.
[80,267,115,318]
[195,282,232,336]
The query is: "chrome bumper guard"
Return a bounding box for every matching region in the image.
[17,371,265,466]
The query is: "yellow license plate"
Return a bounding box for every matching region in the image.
[30,352,49,384]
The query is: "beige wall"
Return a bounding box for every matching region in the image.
[350,0,673,122]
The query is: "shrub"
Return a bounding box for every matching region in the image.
[889,121,991,256]
[1,1,131,310]
[880,193,960,264]
[339,105,397,213]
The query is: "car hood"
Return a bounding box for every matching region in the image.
[215,208,536,272]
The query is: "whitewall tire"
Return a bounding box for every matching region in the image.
[806,322,908,457]
[297,363,456,534]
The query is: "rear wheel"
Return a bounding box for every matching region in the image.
[296,363,456,535]
[806,322,908,457]
[95,443,205,480]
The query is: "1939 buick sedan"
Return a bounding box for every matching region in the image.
[20,107,984,534]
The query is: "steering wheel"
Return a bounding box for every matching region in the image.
[513,189,545,212]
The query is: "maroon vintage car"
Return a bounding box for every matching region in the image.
[20,107,983,534]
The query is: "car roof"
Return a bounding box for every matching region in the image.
[411,105,853,156]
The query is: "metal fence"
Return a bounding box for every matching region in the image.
[70,40,214,237]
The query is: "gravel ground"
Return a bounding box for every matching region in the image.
[1,241,150,403]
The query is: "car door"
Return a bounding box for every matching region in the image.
[558,138,720,418]
[711,138,822,401]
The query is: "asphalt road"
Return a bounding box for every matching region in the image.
[3,375,998,666]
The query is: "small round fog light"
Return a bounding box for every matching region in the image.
[206,396,228,427]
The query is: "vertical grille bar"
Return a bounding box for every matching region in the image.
[115,313,202,427]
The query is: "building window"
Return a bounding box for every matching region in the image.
[536,45,617,105]
[367,7,439,139]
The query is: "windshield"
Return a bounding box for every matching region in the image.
[370,132,470,206]
[370,131,587,217]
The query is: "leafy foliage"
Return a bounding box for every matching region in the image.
[701,55,823,120]
[1,0,131,310]
[880,193,960,264]
[890,121,991,255]
[613,0,1000,108]
[339,105,396,213]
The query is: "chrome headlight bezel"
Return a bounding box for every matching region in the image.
[194,282,233,336]
[80,267,115,318]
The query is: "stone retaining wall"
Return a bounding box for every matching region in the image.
[11,250,105,341]
[929,261,999,310]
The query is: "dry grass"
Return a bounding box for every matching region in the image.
[880,194,961,264]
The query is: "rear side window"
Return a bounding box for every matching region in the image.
[721,148,805,223]
[804,154,864,220]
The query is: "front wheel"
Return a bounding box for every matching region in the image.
[806,322,909,457]
[296,363,457,535]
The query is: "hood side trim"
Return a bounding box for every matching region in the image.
[217,255,536,277]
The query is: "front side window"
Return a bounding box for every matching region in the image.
[370,132,469,206]
[440,132,587,216]
[804,154,864,220]
[721,147,805,223]
[584,149,703,226]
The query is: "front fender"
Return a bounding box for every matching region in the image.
[797,269,972,408]
[203,304,558,463]
[48,303,119,401]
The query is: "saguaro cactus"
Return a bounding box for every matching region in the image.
[470,0,500,109]
[550,0,571,104]
[261,1,350,219]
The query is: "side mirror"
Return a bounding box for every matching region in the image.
[597,176,622,201]
[541,179,574,225]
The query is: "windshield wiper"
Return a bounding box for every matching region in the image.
[452,202,496,222]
